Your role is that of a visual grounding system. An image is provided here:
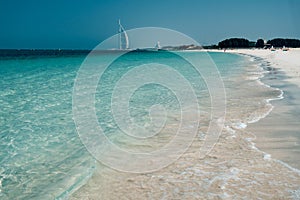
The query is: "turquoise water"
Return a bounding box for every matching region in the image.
[0,51,249,199]
[0,55,95,199]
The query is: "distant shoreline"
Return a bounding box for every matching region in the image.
[0,49,91,58]
[1,47,300,59]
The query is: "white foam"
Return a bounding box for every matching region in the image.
[263,154,272,161]
[233,53,300,179]
[224,125,237,139]
[232,122,247,129]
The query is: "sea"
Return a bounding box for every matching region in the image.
[0,49,299,199]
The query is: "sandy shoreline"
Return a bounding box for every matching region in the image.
[230,48,300,85]
[205,48,300,85]
[70,49,300,199]
[228,48,300,168]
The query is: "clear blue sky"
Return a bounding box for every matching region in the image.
[0,0,299,49]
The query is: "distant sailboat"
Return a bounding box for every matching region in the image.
[118,20,129,50]
[155,41,161,50]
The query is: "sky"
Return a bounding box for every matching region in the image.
[0,0,299,49]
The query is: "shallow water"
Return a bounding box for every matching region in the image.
[0,55,95,199]
[71,52,300,199]
[1,51,299,199]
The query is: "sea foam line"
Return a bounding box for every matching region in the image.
[230,53,300,177]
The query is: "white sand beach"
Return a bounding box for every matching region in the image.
[231,48,300,85]
[71,49,300,199]
[225,48,300,173]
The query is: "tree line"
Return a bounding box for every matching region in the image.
[218,38,250,48]
[267,38,300,48]
[214,38,300,49]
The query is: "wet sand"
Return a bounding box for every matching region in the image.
[231,49,300,170]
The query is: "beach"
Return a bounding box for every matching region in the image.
[230,48,300,170]
[70,50,300,199]
[1,0,299,199]
[1,49,300,199]
[230,48,300,85]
